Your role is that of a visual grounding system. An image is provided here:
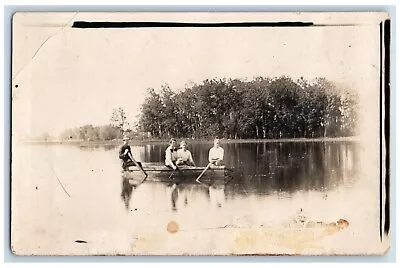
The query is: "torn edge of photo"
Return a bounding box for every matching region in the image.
[10,11,391,256]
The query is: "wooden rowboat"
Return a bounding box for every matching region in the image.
[122,162,232,183]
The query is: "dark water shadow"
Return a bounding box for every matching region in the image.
[116,141,358,210]
[121,177,134,210]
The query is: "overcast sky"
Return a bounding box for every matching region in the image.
[12,12,385,139]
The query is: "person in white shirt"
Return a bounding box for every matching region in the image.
[176,140,196,166]
[165,138,178,170]
[208,137,224,166]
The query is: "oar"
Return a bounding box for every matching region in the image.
[196,162,213,183]
[128,152,148,179]
[168,168,176,181]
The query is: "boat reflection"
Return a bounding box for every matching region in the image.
[163,180,228,211]
[166,183,179,212]
[120,173,147,210]
[120,177,135,210]
[208,184,225,208]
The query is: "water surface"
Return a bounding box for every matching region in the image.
[11,141,364,255]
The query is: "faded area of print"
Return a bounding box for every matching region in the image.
[11,12,390,256]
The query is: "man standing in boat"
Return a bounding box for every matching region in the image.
[165,138,178,170]
[119,135,147,177]
[176,140,196,166]
[208,137,224,166]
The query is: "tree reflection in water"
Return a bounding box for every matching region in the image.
[117,141,358,210]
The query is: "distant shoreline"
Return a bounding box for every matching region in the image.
[22,136,361,146]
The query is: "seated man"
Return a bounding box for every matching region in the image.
[165,138,178,170]
[208,137,224,166]
[176,140,196,166]
[119,135,147,177]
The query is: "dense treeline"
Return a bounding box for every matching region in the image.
[139,76,358,139]
[59,107,141,141]
[59,124,144,141]
[60,124,122,141]
[59,107,134,141]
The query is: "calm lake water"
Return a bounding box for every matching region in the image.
[12,141,371,255]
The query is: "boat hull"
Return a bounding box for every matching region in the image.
[122,163,232,183]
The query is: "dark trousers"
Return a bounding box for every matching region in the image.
[122,160,142,170]
[177,161,194,166]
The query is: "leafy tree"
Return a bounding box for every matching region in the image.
[140,88,165,137]
[110,107,128,134]
[139,77,359,139]
[99,124,121,140]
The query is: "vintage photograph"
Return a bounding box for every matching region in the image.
[11,12,390,255]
